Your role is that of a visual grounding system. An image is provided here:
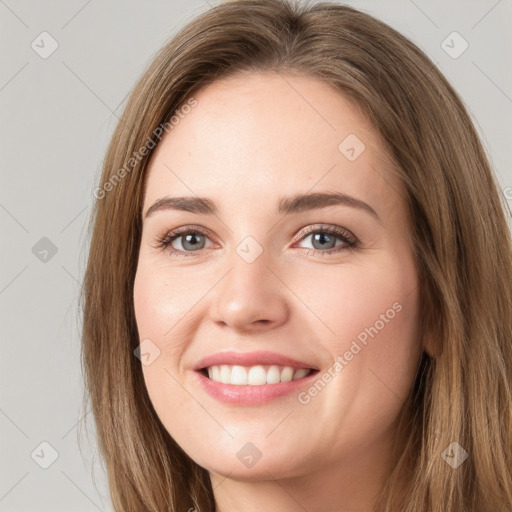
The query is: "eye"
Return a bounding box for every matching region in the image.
[154,226,214,259]
[154,224,357,258]
[293,224,357,256]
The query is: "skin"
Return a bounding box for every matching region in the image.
[133,72,423,512]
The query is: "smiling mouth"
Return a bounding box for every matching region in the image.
[199,364,318,385]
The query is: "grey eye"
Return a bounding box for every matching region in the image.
[309,232,337,250]
[173,233,207,251]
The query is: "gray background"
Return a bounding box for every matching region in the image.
[1,0,510,510]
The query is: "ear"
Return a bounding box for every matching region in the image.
[421,329,441,358]
[418,292,442,358]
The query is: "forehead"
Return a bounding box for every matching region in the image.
[143,72,403,216]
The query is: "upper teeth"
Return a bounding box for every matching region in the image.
[206,365,311,385]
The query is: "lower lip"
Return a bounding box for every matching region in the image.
[193,370,319,405]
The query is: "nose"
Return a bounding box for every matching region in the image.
[209,248,289,332]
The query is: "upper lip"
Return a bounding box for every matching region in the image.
[194,350,319,371]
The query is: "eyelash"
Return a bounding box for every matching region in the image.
[154,224,358,259]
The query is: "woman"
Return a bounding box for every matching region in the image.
[81,0,512,510]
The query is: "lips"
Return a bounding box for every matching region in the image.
[192,350,320,404]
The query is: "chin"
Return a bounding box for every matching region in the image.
[180,435,309,481]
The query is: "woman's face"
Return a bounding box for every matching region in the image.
[134,72,422,481]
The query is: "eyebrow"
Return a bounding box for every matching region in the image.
[144,192,379,220]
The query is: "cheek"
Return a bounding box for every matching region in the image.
[133,273,194,442]
[292,252,421,405]
[284,256,421,461]
[292,254,418,349]
[133,267,190,399]
[133,264,200,353]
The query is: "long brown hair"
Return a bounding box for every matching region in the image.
[80,1,512,510]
